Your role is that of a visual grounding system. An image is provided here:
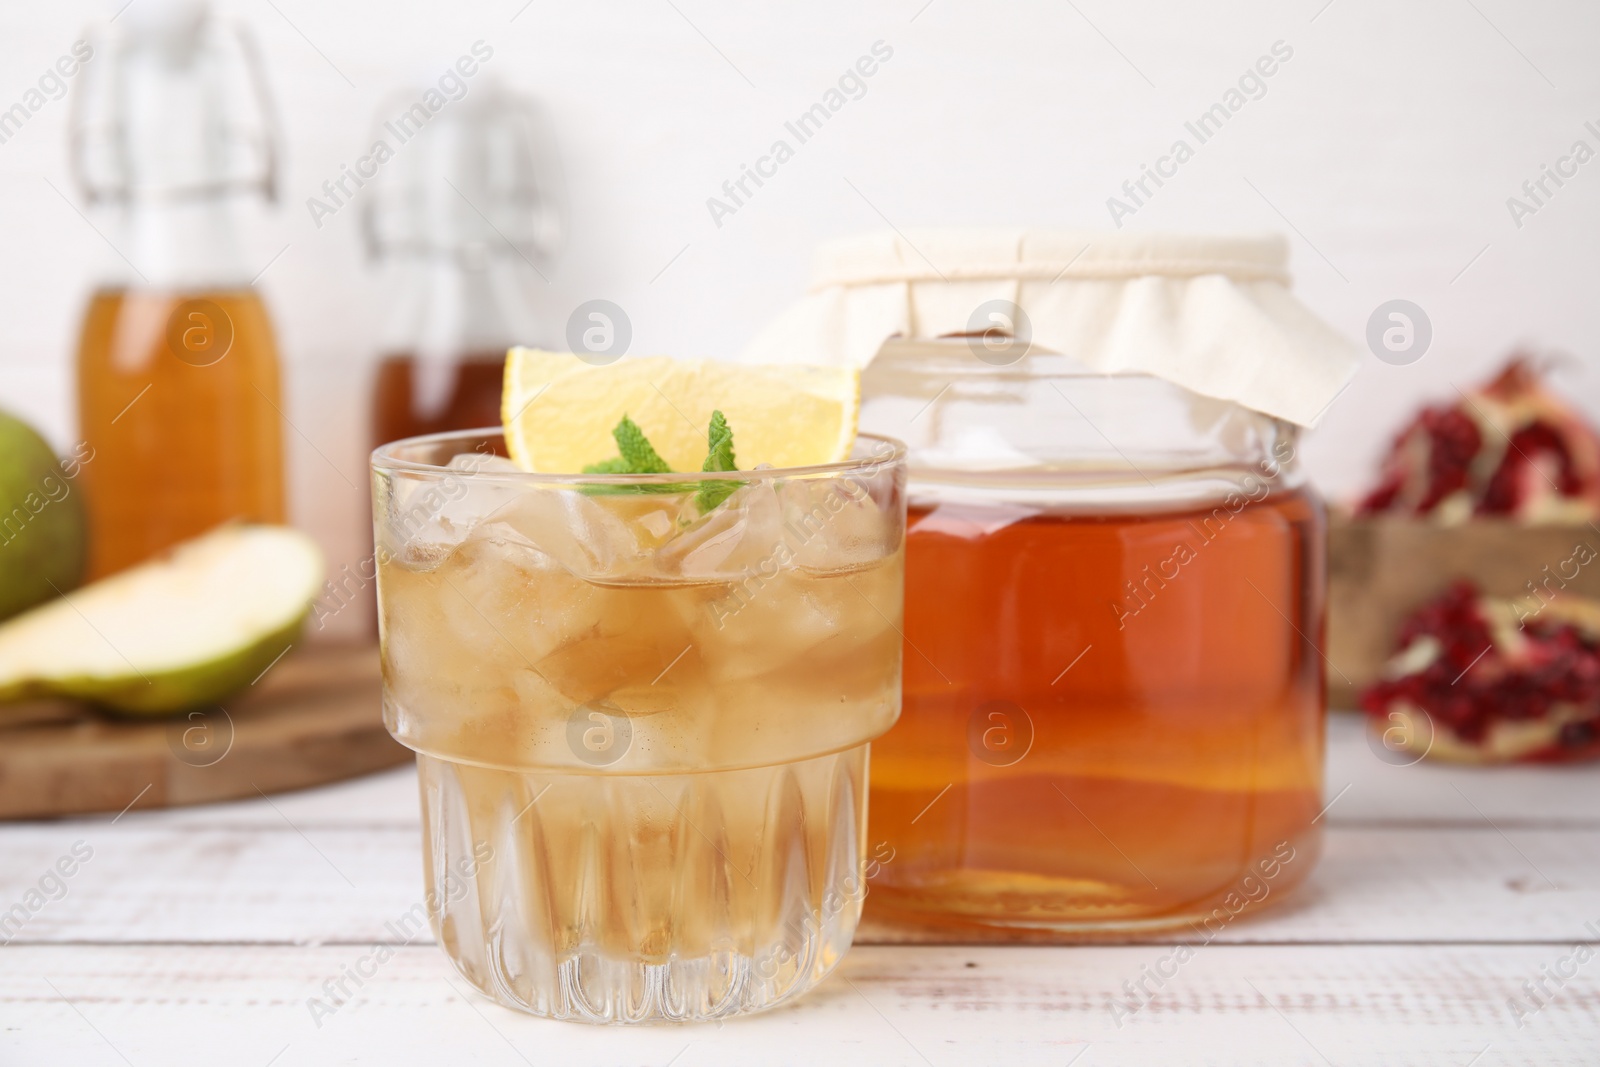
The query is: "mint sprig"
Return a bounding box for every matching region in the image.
[580,415,681,493]
[581,411,741,510]
[583,415,672,476]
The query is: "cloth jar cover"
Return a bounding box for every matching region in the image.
[740,229,1360,427]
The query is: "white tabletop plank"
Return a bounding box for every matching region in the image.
[2,822,1596,947]
[1324,713,1600,826]
[3,714,1597,1064]
[57,713,1600,834]
[119,764,421,830]
[3,943,1591,1067]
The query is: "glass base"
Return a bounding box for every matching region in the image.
[415,746,869,1023]
[449,944,849,1023]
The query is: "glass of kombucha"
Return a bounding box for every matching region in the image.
[859,339,1325,934]
[372,429,906,1021]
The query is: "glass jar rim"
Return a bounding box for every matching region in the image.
[371,427,906,484]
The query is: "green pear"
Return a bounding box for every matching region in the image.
[0,411,87,621]
[0,524,324,715]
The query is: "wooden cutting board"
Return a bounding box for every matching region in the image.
[0,643,409,820]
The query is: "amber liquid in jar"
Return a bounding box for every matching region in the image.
[867,486,1325,932]
[76,288,285,579]
[371,353,504,449]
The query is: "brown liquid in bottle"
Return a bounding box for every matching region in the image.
[866,488,1325,933]
[76,288,285,579]
[372,353,505,448]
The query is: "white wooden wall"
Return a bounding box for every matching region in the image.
[2,0,1598,641]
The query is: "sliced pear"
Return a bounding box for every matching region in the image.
[0,525,324,715]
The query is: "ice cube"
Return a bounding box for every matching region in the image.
[536,632,669,704]
[433,535,610,668]
[635,506,676,544]
[489,487,648,581]
[378,451,528,566]
[777,477,893,571]
[682,564,850,684]
[654,482,787,582]
[378,538,600,765]
[535,575,699,688]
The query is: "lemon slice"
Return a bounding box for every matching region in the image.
[502,349,860,473]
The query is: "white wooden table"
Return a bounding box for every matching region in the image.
[3,713,1597,1066]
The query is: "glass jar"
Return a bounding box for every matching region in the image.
[859,338,1325,934]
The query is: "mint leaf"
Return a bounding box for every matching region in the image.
[696,409,740,512]
[586,415,670,474]
[702,410,736,472]
[582,416,683,493]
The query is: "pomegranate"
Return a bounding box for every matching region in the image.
[1360,580,1600,763]
[1358,357,1600,523]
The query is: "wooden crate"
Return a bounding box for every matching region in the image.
[1327,516,1600,707]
